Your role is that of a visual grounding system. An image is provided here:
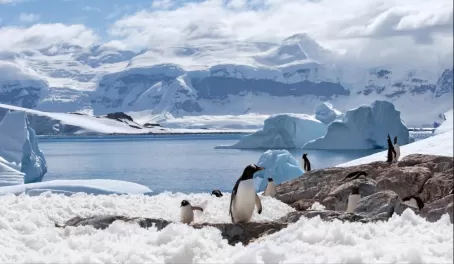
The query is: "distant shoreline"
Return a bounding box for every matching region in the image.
[36,131,253,139]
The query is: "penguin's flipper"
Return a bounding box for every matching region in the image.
[229,178,241,222]
[255,193,262,214]
[191,206,204,212]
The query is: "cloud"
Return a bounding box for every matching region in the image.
[0,0,24,4]
[106,0,452,66]
[19,12,40,23]
[82,6,101,12]
[0,23,98,51]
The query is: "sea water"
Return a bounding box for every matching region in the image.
[38,134,381,193]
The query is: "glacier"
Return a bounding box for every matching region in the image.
[314,102,343,124]
[304,100,410,150]
[0,110,47,186]
[217,113,327,149]
[253,150,304,192]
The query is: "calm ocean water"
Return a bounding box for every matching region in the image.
[38,134,381,194]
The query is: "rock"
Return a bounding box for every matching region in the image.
[56,215,287,246]
[105,112,134,122]
[291,199,316,211]
[421,195,453,223]
[354,190,403,218]
[279,210,389,223]
[275,154,453,222]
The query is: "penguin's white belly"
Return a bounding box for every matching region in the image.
[233,179,256,223]
[300,159,305,171]
[346,194,361,213]
[394,144,401,161]
[180,206,194,224]
[264,182,276,197]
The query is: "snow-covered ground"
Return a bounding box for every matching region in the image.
[338,109,453,167]
[0,192,451,263]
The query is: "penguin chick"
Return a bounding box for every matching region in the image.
[180,200,204,224]
[263,177,276,197]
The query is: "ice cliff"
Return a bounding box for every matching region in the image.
[217,114,327,149]
[0,111,47,186]
[303,100,410,150]
[314,102,342,124]
[253,150,304,192]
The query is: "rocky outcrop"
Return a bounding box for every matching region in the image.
[55,210,390,246]
[275,154,453,223]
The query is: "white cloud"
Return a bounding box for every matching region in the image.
[0,23,98,51]
[19,12,40,23]
[0,0,23,4]
[105,0,452,67]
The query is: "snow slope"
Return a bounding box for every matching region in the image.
[0,179,151,196]
[0,192,451,263]
[338,109,453,167]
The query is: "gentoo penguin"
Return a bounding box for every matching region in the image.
[229,164,264,223]
[341,171,368,182]
[180,200,204,224]
[346,186,361,214]
[386,134,396,163]
[211,189,223,197]
[263,177,276,197]
[302,153,311,172]
[402,195,424,211]
[393,136,400,162]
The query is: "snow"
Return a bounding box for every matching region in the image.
[0,179,152,196]
[338,109,453,167]
[314,102,343,124]
[0,111,47,186]
[217,113,327,149]
[156,114,268,130]
[253,150,304,192]
[0,192,451,263]
[0,103,257,135]
[304,100,410,150]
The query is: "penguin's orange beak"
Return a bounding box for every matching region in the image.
[256,166,265,171]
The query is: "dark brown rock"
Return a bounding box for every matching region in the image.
[291,199,316,211]
[420,168,453,203]
[375,166,432,198]
[322,179,377,211]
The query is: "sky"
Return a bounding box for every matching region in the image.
[0,0,452,67]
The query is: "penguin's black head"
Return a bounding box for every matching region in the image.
[180,200,190,207]
[241,164,264,179]
[302,153,308,159]
[351,186,360,195]
[387,134,391,140]
[211,189,223,197]
[394,136,398,144]
[267,177,273,182]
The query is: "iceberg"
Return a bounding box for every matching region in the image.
[0,110,47,186]
[253,150,304,192]
[303,100,410,150]
[314,102,342,124]
[217,114,327,149]
[0,179,152,196]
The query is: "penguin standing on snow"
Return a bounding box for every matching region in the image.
[229,164,264,223]
[302,153,311,172]
[346,186,361,214]
[180,200,204,224]
[386,134,396,163]
[393,136,400,162]
[263,177,276,197]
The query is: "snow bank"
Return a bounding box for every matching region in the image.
[0,111,47,186]
[217,113,327,149]
[0,193,452,263]
[254,150,303,192]
[338,109,453,167]
[304,100,410,150]
[314,102,342,124]
[0,179,152,196]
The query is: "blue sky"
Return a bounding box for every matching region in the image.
[0,0,452,67]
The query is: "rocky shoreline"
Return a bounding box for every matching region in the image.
[56,154,453,246]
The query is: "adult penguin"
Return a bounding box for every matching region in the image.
[386,134,396,163]
[302,153,311,172]
[393,136,400,162]
[229,164,264,223]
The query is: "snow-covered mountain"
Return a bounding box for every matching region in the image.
[0,33,452,127]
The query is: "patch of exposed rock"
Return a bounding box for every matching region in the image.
[275,154,453,223]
